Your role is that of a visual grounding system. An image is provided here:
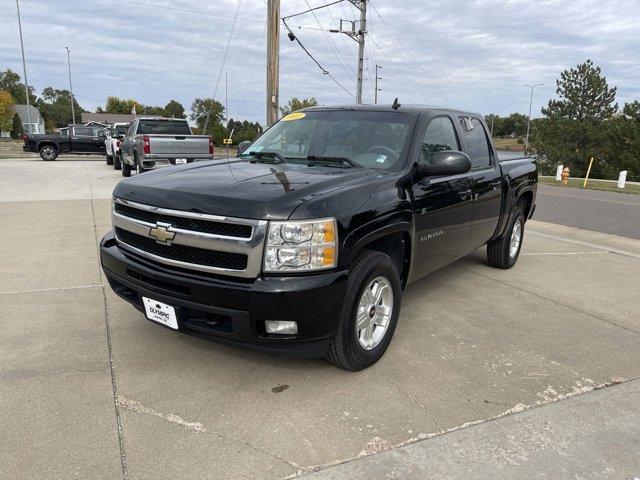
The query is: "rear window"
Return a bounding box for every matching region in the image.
[137,120,191,135]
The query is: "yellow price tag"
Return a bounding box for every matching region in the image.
[223,138,232,145]
[281,112,306,122]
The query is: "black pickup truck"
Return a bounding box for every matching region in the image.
[23,124,107,160]
[101,105,537,370]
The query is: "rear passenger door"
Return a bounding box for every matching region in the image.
[411,115,473,279]
[460,117,503,251]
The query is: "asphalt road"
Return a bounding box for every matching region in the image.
[535,184,640,240]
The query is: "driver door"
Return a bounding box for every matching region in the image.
[411,115,473,279]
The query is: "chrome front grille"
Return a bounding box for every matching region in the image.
[112,198,267,278]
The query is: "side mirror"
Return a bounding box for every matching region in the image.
[237,140,251,155]
[418,150,471,177]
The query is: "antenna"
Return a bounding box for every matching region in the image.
[392,98,401,110]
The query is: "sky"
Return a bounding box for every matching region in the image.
[1,0,639,125]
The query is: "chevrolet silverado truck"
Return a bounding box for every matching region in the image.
[105,122,130,168]
[23,124,107,160]
[119,117,214,177]
[101,105,537,370]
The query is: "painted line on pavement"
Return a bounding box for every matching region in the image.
[0,284,104,295]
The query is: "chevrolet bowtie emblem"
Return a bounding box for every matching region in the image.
[149,222,176,245]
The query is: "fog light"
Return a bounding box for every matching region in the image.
[265,320,298,335]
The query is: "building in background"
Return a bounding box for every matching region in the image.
[12,105,46,134]
[81,112,135,125]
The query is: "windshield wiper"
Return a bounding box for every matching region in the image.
[306,155,362,168]
[247,151,287,164]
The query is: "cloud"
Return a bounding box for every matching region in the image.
[1,0,638,123]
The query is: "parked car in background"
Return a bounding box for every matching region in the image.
[23,125,107,161]
[105,122,130,168]
[119,117,214,177]
[101,104,538,370]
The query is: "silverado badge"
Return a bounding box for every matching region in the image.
[149,222,176,245]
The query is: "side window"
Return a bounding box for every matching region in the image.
[420,116,459,164]
[461,117,492,169]
[74,126,94,137]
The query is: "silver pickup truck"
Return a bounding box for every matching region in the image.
[119,117,214,177]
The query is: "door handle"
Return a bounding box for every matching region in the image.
[459,189,473,200]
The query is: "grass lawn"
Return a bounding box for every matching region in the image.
[493,138,525,151]
[539,176,640,195]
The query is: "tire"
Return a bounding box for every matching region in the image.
[122,157,132,177]
[487,207,525,269]
[113,153,122,171]
[326,250,402,371]
[106,153,114,166]
[39,145,58,161]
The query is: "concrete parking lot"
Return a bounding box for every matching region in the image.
[1,157,639,479]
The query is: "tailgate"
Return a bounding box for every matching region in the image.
[148,135,209,156]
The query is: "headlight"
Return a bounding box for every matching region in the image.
[264,218,337,272]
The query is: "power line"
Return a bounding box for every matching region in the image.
[369,1,452,105]
[111,0,264,24]
[302,0,354,80]
[387,0,469,109]
[203,0,243,131]
[238,21,267,115]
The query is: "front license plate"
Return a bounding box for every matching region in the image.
[142,297,179,330]
[175,158,187,164]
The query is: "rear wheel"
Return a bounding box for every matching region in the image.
[113,152,122,170]
[106,153,114,165]
[39,145,58,161]
[326,250,401,371]
[487,207,525,269]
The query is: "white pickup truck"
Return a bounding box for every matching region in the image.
[105,122,130,168]
[119,117,214,177]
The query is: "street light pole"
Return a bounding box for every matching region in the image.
[65,47,76,125]
[524,83,544,152]
[15,0,33,133]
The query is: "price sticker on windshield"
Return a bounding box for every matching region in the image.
[282,112,306,121]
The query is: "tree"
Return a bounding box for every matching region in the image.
[164,100,186,119]
[10,112,23,138]
[0,69,36,105]
[190,98,225,140]
[279,97,318,117]
[0,90,15,136]
[37,87,83,127]
[104,96,141,114]
[533,60,618,177]
[542,59,617,121]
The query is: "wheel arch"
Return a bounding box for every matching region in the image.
[344,221,412,290]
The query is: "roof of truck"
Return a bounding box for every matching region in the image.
[300,104,482,118]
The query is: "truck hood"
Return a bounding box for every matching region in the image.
[113,158,381,219]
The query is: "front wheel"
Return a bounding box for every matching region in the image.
[326,250,401,371]
[487,207,525,269]
[39,145,58,161]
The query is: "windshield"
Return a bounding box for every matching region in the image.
[137,120,191,135]
[240,110,415,170]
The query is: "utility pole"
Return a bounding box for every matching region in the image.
[65,47,76,125]
[355,0,366,104]
[15,0,33,133]
[374,64,382,104]
[266,0,280,126]
[329,1,367,103]
[523,83,543,152]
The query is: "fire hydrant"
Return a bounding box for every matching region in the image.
[561,167,570,185]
